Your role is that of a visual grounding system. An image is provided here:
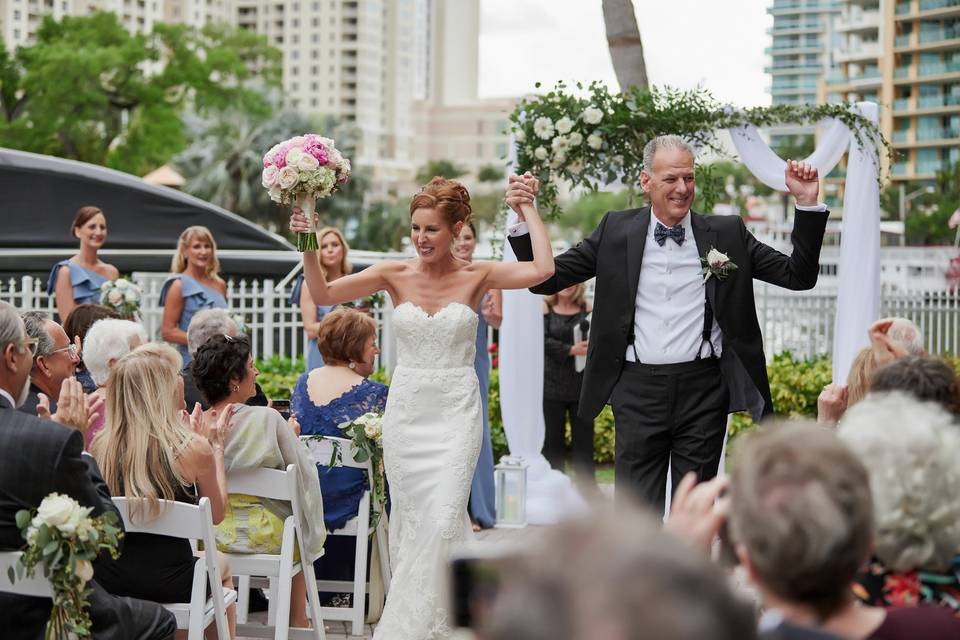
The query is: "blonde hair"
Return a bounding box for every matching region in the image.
[545,283,588,309]
[170,225,220,278]
[846,347,876,408]
[91,343,194,523]
[316,227,353,278]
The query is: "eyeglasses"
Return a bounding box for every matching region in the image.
[19,337,38,358]
[48,344,79,360]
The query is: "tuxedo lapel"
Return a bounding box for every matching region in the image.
[626,207,651,301]
[690,213,718,313]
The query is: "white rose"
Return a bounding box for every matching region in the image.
[35,494,80,530]
[555,116,574,134]
[707,248,730,269]
[290,136,306,146]
[100,281,111,291]
[533,116,554,140]
[285,147,305,166]
[269,185,283,203]
[124,290,138,303]
[568,161,584,175]
[583,107,603,125]
[568,132,583,146]
[551,135,570,152]
[317,136,335,148]
[75,559,94,585]
[550,150,567,168]
[534,146,548,161]
[364,421,381,440]
[587,133,603,150]
[278,166,300,190]
[115,278,129,288]
[262,165,279,188]
[297,154,320,172]
[107,290,123,305]
[514,129,526,143]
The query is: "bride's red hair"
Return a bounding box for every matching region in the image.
[409,177,472,228]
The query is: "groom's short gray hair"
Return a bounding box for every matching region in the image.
[642,135,695,171]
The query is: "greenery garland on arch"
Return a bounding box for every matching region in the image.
[507,81,890,217]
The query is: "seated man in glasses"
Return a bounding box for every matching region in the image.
[19,311,81,416]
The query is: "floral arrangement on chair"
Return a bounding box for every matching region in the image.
[8,493,123,639]
[305,412,385,531]
[99,278,141,320]
[261,134,352,252]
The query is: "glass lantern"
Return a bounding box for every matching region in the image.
[494,455,528,528]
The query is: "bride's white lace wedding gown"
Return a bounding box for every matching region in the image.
[375,301,483,639]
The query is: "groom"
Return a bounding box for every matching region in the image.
[507,135,828,510]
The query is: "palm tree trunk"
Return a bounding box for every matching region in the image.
[602,0,648,91]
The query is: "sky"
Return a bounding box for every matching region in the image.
[478,0,773,108]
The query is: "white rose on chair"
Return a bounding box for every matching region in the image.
[354,412,383,443]
[33,493,87,533]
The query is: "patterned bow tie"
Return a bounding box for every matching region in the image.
[654,222,685,246]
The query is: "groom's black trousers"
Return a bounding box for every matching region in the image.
[609,357,729,513]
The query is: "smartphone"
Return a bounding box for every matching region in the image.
[449,553,502,629]
[271,399,291,421]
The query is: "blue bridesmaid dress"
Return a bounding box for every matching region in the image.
[159,275,227,365]
[289,273,335,371]
[46,259,109,308]
[468,297,496,528]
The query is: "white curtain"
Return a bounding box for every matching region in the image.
[728,102,881,383]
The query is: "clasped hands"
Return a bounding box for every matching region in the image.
[505,172,540,221]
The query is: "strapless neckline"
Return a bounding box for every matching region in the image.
[396,301,478,319]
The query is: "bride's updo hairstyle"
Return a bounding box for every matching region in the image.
[409,177,472,228]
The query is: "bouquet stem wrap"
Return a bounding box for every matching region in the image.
[296,192,319,252]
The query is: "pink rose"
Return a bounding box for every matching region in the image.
[262,165,279,188]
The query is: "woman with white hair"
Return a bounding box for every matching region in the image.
[839,392,960,613]
[81,318,148,448]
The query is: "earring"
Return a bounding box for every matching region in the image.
[233,384,240,392]
[348,362,356,370]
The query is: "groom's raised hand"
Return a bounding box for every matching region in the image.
[505,172,539,220]
[785,159,819,207]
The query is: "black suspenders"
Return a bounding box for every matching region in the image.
[628,291,715,363]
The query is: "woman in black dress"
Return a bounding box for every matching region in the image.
[542,283,595,487]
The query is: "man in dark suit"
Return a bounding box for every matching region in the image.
[508,135,827,509]
[0,301,176,640]
[19,311,79,416]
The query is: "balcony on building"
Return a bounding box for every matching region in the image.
[768,1,841,15]
[767,19,824,35]
[918,0,960,16]
[835,9,881,32]
[836,40,881,62]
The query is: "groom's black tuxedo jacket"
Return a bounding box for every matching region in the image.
[510,206,829,421]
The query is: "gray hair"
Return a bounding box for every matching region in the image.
[0,301,25,354]
[187,309,237,356]
[21,311,54,359]
[887,317,924,356]
[642,135,696,171]
[82,319,149,386]
[729,422,873,619]
[838,392,960,573]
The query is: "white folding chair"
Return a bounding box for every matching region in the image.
[0,551,52,598]
[226,464,325,640]
[302,435,392,637]
[112,496,236,640]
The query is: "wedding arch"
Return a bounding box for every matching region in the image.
[497,83,887,522]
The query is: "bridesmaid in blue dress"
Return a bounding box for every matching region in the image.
[291,226,352,371]
[291,308,387,603]
[160,226,227,366]
[454,222,499,530]
[48,206,119,322]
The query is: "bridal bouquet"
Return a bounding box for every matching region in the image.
[261,134,352,252]
[99,278,141,320]
[8,493,123,639]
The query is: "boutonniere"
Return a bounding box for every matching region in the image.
[700,247,738,282]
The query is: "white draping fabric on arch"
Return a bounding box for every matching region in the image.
[727,102,881,383]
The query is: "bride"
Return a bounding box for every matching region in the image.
[290,174,551,639]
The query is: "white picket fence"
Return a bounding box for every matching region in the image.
[4,273,960,367]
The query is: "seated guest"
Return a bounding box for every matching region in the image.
[81,319,148,448]
[868,356,960,415]
[291,308,386,605]
[90,343,236,637]
[182,309,268,410]
[479,509,757,640]
[0,301,175,640]
[839,394,960,613]
[19,311,81,416]
[63,303,119,393]
[191,334,325,629]
[729,423,960,639]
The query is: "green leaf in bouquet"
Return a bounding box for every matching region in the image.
[352,447,369,463]
[7,566,14,584]
[43,540,59,557]
[15,509,31,530]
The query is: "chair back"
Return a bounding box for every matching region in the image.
[112,496,210,541]
[0,551,52,598]
[227,465,296,502]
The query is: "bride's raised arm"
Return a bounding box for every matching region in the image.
[289,208,390,305]
[483,175,555,290]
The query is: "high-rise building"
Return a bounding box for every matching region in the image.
[765,0,842,146]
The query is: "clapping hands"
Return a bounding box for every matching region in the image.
[784,160,819,207]
[188,403,236,453]
[38,378,103,436]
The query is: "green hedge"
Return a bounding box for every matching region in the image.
[255,355,305,400]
